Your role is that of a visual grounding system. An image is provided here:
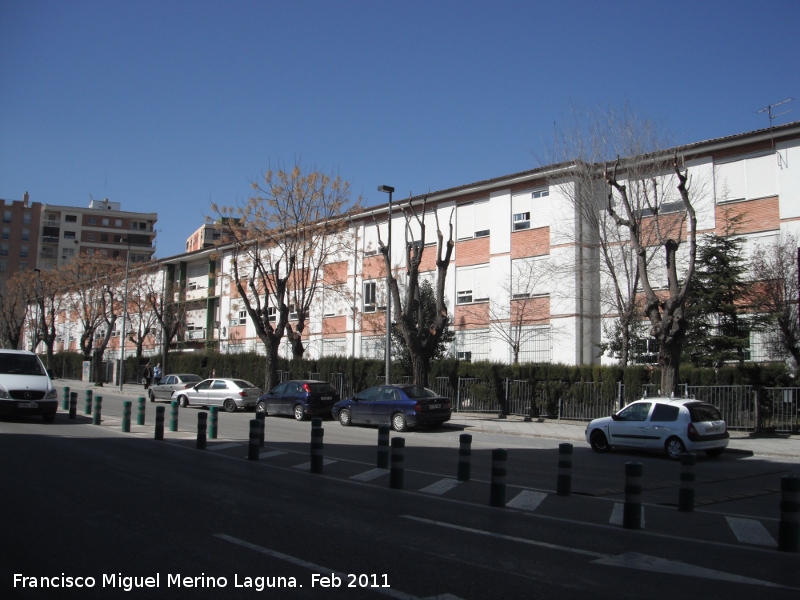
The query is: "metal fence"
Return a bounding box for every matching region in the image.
[761,388,800,433]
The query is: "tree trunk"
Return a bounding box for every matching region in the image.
[411,352,429,388]
[265,338,280,392]
[92,350,105,384]
[659,341,682,397]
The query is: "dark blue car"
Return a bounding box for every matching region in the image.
[332,384,452,432]
[256,380,340,421]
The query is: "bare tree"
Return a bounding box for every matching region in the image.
[124,267,159,358]
[34,268,66,369]
[489,256,552,364]
[376,197,455,386]
[143,262,187,374]
[0,273,33,349]
[748,233,800,366]
[215,162,359,390]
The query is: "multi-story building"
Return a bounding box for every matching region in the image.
[34,120,800,368]
[185,217,247,253]
[0,192,42,281]
[37,198,157,269]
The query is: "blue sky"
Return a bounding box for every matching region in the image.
[2,0,798,259]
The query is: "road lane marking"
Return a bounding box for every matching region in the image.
[506,490,547,512]
[214,533,448,600]
[402,516,797,590]
[260,450,288,458]
[420,479,461,495]
[725,517,777,546]
[208,442,241,451]
[293,459,338,470]
[610,502,645,528]
[351,468,390,481]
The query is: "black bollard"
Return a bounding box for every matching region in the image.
[256,412,265,447]
[84,389,93,415]
[62,386,70,411]
[121,400,131,432]
[390,437,405,489]
[154,406,165,440]
[623,462,643,529]
[557,443,573,496]
[169,400,178,432]
[457,433,472,482]
[490,448,508,507]
[779,475,800,552]
[68,391,77,419]
[678,453,696,512]
[208,406,218,439]
[136,396,146,426]
[248,419,260,461]
[196,412,208,450]
[310,421,324,474]
[92,395,102,425]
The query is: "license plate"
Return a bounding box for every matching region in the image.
[429,403,441,409]
[18,402,38,409]
[322,396,332,400]
[705,424,723,434]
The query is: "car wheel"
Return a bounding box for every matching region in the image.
[256,401,267,415]
[705,448,724,458]
[42,412,55,423]
[665,437,686,460]
[148,389,155,402]
[392,412,407,432]
[223,399,237,413]
[590,430,611,453]
[293,404,306,421]
[338,409,351,426]
[177,395,189,408]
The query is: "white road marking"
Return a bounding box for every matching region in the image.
[208,442,241,452]
[350,468,390,481]
[402,516,796,590]
[610,502,645,528]
[506,490,547,512]
[214,533,461,599]
[260,450,288,458]
[293,459,337,470]
[725,517,777,547]
[420,479,461,495]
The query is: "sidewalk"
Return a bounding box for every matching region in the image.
[56,379,800,461]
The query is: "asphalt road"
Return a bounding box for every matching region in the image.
[2,391,799,599]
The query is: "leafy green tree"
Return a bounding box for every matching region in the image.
[684,228,749,368]
[390,279,454,376]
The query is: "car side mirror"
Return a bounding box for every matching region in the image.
[611,413,622,421]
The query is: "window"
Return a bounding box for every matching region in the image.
[115,219,122,227]
[1,228,9,240]
[456,201,491,240]
[0,244,8,256]
[21,229,29,241]
[363,281,377,312]
[100,234,108,242]
[62,247,75,259]
[64,231,76,239]
[3,211,10,222]
[102,218,109,226]
[237,310,247,325]
[18,262,26,270]
[513,212,531,231]
[288,305,298,320]
[132,221,147,230]
[65,215,77,223]
[533,189,549,200]
[267,306,277,322]
[20,245,28,258]
[457,351,472,361]
[0,261,7,272]
[86,248,95,256]
[650,404,680,422]
[88,217,96,225]
[23,213,31,225]
[618,402,652,422]
[715,152,778,203]
[456,265,490,304]
[87,233,95,242]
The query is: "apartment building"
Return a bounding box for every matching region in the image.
[0,192,42,281]
[34,121,800,367]
[37,198,157,269]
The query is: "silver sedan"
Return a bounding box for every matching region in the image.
[148,373,202,402]
[171,378,262,412]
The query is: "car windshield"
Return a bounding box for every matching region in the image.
[403,386,439,399]
[308,383,337,394]
[234,380,255,389]
[687,403,723,422]
[0,354,46,376]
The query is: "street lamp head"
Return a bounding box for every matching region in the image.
[377,185,395,194]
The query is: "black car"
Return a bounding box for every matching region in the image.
[256,380,340,421]
[332,384,452,431]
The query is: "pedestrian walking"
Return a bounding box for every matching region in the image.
[153,362,162,384]
[142,361,152,390]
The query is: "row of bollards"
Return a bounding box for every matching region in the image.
[73,392,800,553]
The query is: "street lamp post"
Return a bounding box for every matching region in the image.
[378,185,394,385]
[118,240,131,391]
[32,268,42,352]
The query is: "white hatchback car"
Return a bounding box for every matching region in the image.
[585,397,729,460]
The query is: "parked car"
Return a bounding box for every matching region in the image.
[171,378,262,412]
[585,397,729,460]
[256,380,340,421]
[148,373,202,402]
[0,349,59,422]
[332,384,452,432]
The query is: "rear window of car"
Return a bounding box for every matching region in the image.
[308,383,337,395]
[686,403,723,422]
[403,386,438,399]
[233,380,255,389]
[0,353,46,376]
[182,375,201,383]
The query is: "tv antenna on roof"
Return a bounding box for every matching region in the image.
[757,98,793,126]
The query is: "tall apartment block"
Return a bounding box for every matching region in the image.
[0,192,42,281]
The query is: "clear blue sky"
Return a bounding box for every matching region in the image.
[2,0,798,259]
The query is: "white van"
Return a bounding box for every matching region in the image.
[0,350,59,422]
